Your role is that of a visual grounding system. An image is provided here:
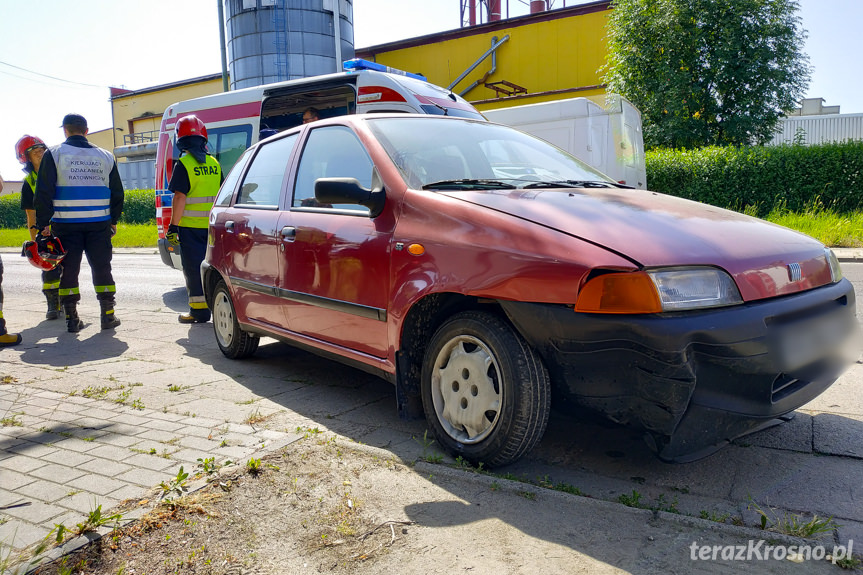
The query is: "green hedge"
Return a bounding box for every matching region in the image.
[121,189,157,225]
[646,141,863,217]
[0,188,156,229]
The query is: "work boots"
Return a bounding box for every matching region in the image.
[0,317,22,347]
[45,290,61,320]
[178,312,210,324]
[100,301,121,330]
[65,303,83,333]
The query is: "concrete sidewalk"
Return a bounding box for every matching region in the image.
[1,248,861,573]
[0,305,304,552]
[0,251,430,561]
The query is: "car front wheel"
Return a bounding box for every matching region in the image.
[212,281,260,359]
[421,310,550,467]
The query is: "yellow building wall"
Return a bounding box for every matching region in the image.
[110,78,224,149]
[358,8,610,111]
[87,128,114,153]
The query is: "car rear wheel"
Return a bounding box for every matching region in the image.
[212,281,259,359]
[421,310,550,467]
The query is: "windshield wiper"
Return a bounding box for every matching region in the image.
[522,180,621,189]
[422,179,517,190]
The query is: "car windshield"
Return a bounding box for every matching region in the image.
[366,117,615,190]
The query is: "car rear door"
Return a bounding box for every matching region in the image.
[213,133,300,330]
[278,124,391,358]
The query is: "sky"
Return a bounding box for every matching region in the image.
[0,0,859,181]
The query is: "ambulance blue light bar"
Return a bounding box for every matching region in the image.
[343,59,427,81]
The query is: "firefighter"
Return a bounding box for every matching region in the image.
[166,114,222,324]
[0,176,21,347]
[0,254,22,347]
[35,114,125,333]
[16,135,63,320]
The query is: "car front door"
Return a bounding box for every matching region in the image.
[279,125,390,358]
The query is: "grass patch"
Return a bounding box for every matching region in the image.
[1,415,23,427]
[0,223,157,248]
[761,197,863,248]
[748,497,837,538]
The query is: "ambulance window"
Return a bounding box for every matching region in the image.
[208,125,253,173]
[236,134,298,207]
[214,148,254,207]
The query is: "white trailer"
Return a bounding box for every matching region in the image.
[483,94,647,189]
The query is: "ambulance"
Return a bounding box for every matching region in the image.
[155,59,485,269]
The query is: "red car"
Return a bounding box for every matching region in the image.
[202,114,858,466]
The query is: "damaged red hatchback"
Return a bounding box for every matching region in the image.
[202,114,858,466]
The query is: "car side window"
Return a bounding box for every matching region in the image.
[236,134,298,207]
[214,148,254,207]
[293,126,373,212]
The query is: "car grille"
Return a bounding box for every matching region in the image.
[771,373,807,404]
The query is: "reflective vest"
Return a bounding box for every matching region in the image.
[50,143,114,224]
[24,171,37,193]
[178,153,220,228]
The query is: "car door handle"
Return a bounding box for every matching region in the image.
[225,221,235,233]
[281,226,296,242]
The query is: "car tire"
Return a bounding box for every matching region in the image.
[212,281,260,359]
[421,310,550,467]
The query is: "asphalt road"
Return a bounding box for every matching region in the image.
[1,250,862,569]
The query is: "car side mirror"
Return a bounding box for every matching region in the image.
[314,168,385,218]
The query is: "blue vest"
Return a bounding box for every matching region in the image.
[50,142,115,224]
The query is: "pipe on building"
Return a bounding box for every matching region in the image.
[332,0,343,72]
[530,0,547,13]
[218,0,229,92]
[448,35,510,97]
[488,0,502,21]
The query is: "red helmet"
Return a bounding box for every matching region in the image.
[15,135,47,164]
[176,115,208,141]
[22,236,66,271]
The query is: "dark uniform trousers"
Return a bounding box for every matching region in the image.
[56,224,116,305]
[178,226,209,320]
[42,266,62,296]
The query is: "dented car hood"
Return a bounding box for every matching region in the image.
[442,187,834,301]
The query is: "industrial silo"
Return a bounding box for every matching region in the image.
[225,0,355,90]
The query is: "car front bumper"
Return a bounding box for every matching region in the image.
[500,278,858,462]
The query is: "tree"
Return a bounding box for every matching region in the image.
[603,0,811,149]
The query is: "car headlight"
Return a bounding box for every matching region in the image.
[825,248,843,283]
[575,267,742,314]
[647,267,742,311]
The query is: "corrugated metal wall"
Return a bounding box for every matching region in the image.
[118,160,156,191]
[225,0,355,90]
[769,114,863,145]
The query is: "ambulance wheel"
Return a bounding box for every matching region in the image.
[213,281,259,359]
